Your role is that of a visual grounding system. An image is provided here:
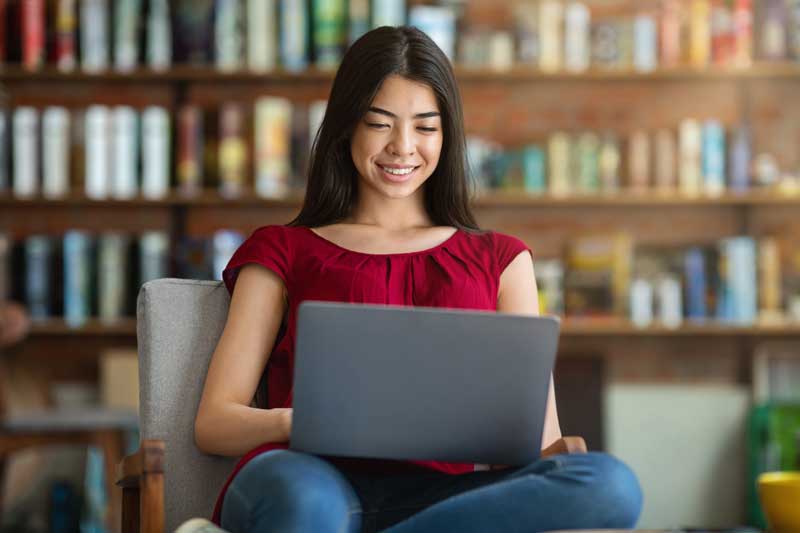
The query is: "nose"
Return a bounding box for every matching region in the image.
[387,124,415,157]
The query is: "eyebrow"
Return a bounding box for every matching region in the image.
[368,107,440,119]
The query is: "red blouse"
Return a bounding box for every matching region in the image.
[211,224,530,521]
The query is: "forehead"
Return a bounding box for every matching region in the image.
[369,75,440,114]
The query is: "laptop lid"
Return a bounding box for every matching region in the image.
[290,301,560,466]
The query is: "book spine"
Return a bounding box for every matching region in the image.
[63,230,92,328]
[215,0,243,71]
[547,131,571,196]
[521,145,545,194]
[657,275,683,329]
[146,0,172,70]
[0,110,7,193]
[348,0,369,44]
[280,0,309,71]
[55,0,78,71]
[81,0,110,72]
[758,237,782,321]
[702,120,726,196]
[25,235,53,320]
[85,105,110,199]
[13,107,39,199]
[177,105,203,196]
[598,133,621,193]
[247,0,276,72]
[370,0,405,28]
[710,0,734,65]
[660,0,682,68]
[789,0,800,61]
[564,1,590,73]
[576,132,599,193]
[760,0,788,60]
[22,0,45,71]
[42,107,71,199]
[684,247,708,321]
[732,0,752,67]
[98,232,129,323]
[654,128,677,192]
[112,106,138,199]
[630,278,654,328]
[628,130,650,193]
[114,0,141,72]
[679,118,702,196]
[591,20,623,69]
[212,230,244,281]
[0,0,6,63]
[139,230,169,286]
[633,13,657,72]
[729,236,757,324]
[729,122,751,193]
[313,0,347,69]
[539,0,562,72]
[689,0,711,67]
[218,102,247,198]
[254,96,292,198]
[407,5,457,62]
[141,106,170,199]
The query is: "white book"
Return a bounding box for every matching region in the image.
[141,107,170,199]
[212,230,244,281]
[139,231,169,285]
[216,0,244,71]
[633,14,658,72]
[85,105,111,199]
[539,0,563,73]
[13,107,39,199]
[112,106,138,199]
[564,1,590,72]
[247,0,277,72]
[81,0,110,72]
[98,232,129,323]
[147,0,172,70]
[114,0,141,72]
[0,111,8,193]
[42,107,71,199]
[679,119,702,196]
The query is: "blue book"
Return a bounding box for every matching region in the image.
[729,123,751,193]
[702,120,726,195]
[728,237,757,325]
[25,235,53,321]
[64,231,93,328]
[684,247,707,322]
[371,0,405,28]
[521,145,546,194]
[280,0,309,71]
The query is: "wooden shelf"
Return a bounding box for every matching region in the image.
[4,190,800,208]
[1,63,800,83]
[27,316,800,338]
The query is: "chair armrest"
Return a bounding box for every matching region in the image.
[117,439,165,487]
[117,440,165,533]
[541,436,587,458]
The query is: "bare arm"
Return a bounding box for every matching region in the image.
[497,250,562,450]
[194,264,292,456]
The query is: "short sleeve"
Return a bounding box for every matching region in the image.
[222,225,292,295]
[492,231,532,278]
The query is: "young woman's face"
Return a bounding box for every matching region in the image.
[350,75,443,200]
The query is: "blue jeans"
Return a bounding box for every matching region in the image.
[221,450,642,533]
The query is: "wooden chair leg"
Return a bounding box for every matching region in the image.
[121,485,140,533]
[95,429,126,533]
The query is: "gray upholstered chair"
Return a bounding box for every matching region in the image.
[117,279,236,533]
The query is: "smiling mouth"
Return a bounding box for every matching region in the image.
[377,164,420,176]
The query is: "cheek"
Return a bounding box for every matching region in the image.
[421,136,443,167]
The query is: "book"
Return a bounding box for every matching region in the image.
[12,107,38,199]
[173,0,214,64]
[547,132,570,196]
[533,258,564,315]
[628,130,650,193]
[731,0,753,67]
[98,232,129,323]
[0,110,7,193]
[718,236,757,324]
[758,237,783,323]
[112,106,139,200]
[407,5,456,62]
[55,0,78,71]
[689,0,711,67]
[215,0,244,71]
[84,105,111,200]
[348,0,369,44]
[789,0,800,60]
[212,230,244,280]
[679,118,702,196]
[633,13,657,72]
[313,0,348,68]
[114,0,141,72]
[654,128,677,192]
[513,1,539,65]
[565,233,633,318]
[81,0,110,72]
[280,0,309,71]
[141,106,171,199]
[702,120,726,196]
[564,1,590,73]
[729,122,751,193]
[521,145,545,194]
[753,343,800,403]
[371,0,405,28]
[591,19,623,70]
[22,0,45,71]
[139,231,169,286]
[218,102,247,198]
[539,0,562,72]
[254,96,292,198]
[177,105,203,197]
[684,247,709,321]
[598,133,621,193]
[63,230,93,328]
[488,31,514,72]
[576,132,599,193]
[146,0,172,70]
[629,278,653,327]
[25,235,53,320]
[247,0,277,72]
[759,0,788,60]
[656,274,683,329]
[660,0,682,68]
[42,107,71,199]
[710,0,734,65]
[0,0,7,63]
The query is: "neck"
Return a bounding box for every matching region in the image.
[346,184,432,231]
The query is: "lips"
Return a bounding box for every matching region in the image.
[377,163,420,183]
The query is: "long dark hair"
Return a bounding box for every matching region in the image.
[287,26,480,231]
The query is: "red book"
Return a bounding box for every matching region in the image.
[0,0,7,62]
[710,0,734,65]
[55,0,77,71]
[22,0,45,70]
[732,0,752,67]
[660,0,682,67]
[177,105,204,196]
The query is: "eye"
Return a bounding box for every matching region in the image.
[366,122,388,129]
[417,127,438,132]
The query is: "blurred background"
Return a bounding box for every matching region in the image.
[0,0,799,531]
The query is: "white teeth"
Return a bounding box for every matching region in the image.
[380,166,415,175]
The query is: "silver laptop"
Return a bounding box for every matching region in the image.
[289,301,560,466]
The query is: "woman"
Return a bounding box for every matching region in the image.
[195,26,642,533]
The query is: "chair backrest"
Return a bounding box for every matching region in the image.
[137,279,237,531]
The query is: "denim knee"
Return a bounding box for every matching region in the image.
[583,452,643,528]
